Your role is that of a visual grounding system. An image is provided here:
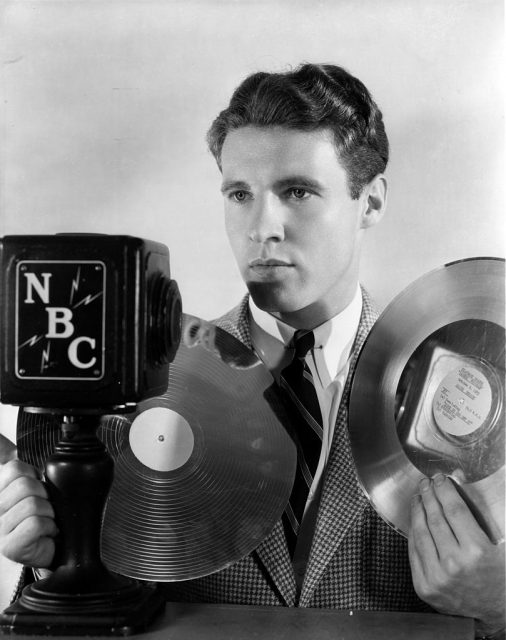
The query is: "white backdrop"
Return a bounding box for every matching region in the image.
[1,0,503,319]
[1,0,504,436]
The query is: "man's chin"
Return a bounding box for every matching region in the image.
[246,281,298,314]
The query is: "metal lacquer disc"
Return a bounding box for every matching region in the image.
[349,258,505,542]
[17,314,296,582]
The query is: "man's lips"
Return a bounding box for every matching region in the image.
[248,258,294,268]
[247,258,295,280]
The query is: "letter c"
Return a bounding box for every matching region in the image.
[68,336,97,369]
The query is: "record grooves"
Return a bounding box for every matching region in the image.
[17,315,296,582]
[349,258,505,543]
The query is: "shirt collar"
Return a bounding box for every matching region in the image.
[249,285,363,380]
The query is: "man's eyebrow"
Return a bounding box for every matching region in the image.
[275,176,325,191]
[221,176,326,194]
[220,180,250,194]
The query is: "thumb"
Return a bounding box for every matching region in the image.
[0,434,17,465]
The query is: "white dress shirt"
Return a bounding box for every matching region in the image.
[248,286,363,585]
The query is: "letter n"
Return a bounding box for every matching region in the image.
[24,273,52,304]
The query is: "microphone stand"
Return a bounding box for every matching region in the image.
[0,409,165,636]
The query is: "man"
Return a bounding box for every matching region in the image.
[0,63,504,638]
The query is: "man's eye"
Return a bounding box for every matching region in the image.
[288,188,310,200]
[231,190,249,202]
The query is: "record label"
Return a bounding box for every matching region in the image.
[432,365,492,436]
[128,408,195,472]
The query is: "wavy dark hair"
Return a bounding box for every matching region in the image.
[207,63,389,199]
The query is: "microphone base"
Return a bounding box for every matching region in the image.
[0,574,165,636]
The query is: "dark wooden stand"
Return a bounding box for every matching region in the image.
[0,413,164,635]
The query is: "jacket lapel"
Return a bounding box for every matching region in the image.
[299,290,378,606]
[213,294,253,350]
[215,294,298,605]
[215,290,378,608]
[254,522,297,606]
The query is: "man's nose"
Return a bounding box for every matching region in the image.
[248,195,285,243]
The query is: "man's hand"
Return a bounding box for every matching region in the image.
[409,474,505,637]
[0,459,58,568]
[0,433,17,464]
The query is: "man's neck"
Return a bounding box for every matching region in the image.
[248,285,363,381]
[269,286,359,330]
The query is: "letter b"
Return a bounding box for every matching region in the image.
[46,307,74,339]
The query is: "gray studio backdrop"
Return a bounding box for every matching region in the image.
[1,0,503,318]
[1,0,504,433]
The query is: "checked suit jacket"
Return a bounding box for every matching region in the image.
[161,290,429,611]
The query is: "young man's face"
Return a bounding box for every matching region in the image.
[220,125,384,328]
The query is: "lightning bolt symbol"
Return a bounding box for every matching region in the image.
[40,342,51,372]
[69,267,81,306]
[73,291,102,308]
[18,334,44,349]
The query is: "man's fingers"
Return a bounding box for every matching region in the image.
[0,474,48,514]
[409,493,439,572]
[0,459,57,568]
[408,507,429,589]
[1,516,57,567]
[417,475,460,556]
[0,459,40,493]
[0,495,55,536]
[0,434,17,464]
[432,474,490,546]
[15,514,59,542]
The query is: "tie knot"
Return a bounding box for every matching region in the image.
[292,330,315,359]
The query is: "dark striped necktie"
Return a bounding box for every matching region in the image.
[280,329,323,557]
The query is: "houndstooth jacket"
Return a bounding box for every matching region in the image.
[160,290,429,611]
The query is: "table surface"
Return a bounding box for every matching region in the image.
[0,602,475,640]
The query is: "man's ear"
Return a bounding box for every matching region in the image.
[360,174,387,229]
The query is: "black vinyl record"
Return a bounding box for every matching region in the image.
[17,314,296,581]
[349,258,505,542]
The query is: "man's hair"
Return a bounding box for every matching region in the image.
[207,63,389,199]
